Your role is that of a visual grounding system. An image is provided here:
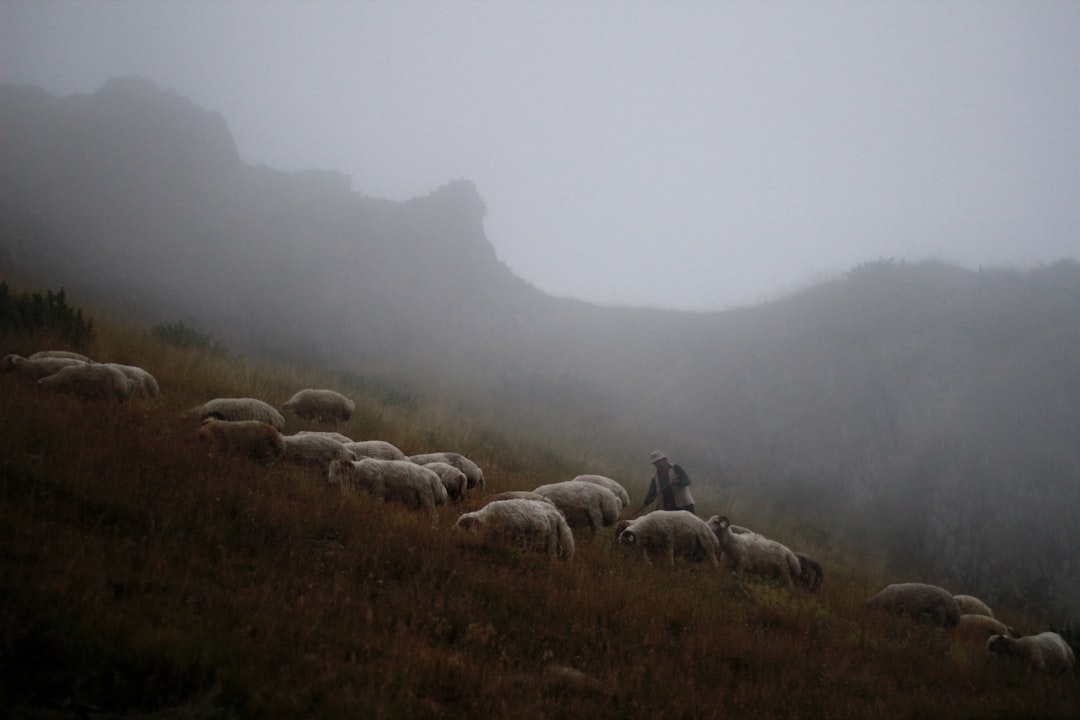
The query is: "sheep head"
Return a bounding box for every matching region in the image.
[707,515,730,534]
[986,635,1018,657]
[455,515,481,532]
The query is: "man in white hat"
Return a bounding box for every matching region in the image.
[643,450,695,515]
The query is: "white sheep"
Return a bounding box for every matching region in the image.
[410,452,485,491]
[294,430,355,444]
[282,433,356,467]
[455,498,575,560]
[617,510,719,567]
[3,353,87,379]
[36,362,134,401]
[987,631,1076,675]
[329,458,448,524]
[533,481,621,536]
[706,515,801,588]
[196,419,285,464]
[571,474,630,509]
[28,350,92,362]
[865,582,961,627]
[282,388,355,426]
[956,614,1016,642]
[344,440,408,461]
[953,594,994,618]
[469,491,556,511]
[104,362,160,397]
[421,461,470,502]
[188,398,286,430]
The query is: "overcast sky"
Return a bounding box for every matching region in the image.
[3,1,1078,311]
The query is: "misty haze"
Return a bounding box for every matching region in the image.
[1,2,1079,717]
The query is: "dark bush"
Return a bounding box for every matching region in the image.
[149,320,228,357]
[0,282,94,348]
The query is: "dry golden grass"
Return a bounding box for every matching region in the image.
[1,318,1077,719]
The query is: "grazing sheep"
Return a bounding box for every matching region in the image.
[282,433,356,467]
[196,419,284,464]
[37,362,134,401]
[533,481,621,536]
[953,594,994,618]
[189,398,286,430]
[28,350,91,362]
[617,510,719,567]
[455,498,575,560]
[956,614,1017,642]
[3,353,87,379]
[865,583,961,627]
[329,458,448,524]
[104,363,159,397]
[795,552,825,593]
[987,632,1076,675]
[422,461,469,502]
[470,491,556,510]
[707,515,801,588]
[410,452,485,491]
[571,474,630,509]
[282,388,355,425]
[294,430,355,444]
[344,440,408,461]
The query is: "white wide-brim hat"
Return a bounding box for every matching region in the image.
[649,450,667,463]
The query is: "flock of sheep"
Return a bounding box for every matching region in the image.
[866,582,1076,675]
[4,349,1074,677]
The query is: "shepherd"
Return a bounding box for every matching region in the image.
[642,450,696,516]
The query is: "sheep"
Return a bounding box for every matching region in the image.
[468,491,556,511]
[706,515,801,588]
[795,551,825,593]
[571,474,630,509]
[36,362,134,401]
[617,510,719,567]
[986,631,1076,675]
[329,458,448,524]
[865,583,961,628]
[294,430,355,444]
[28,350,92,362]
[104,362,159,397]
[533,481,621,536]
[956,614,1017,642]
[953,594,994,618]
[421,461,470,502]
[282,433,356,467]
[282,388,355,426]
[410,452,485,491]
[3,353,87,379]
[343,440,408,461]
[188,398,286,430]
[455,498,575,560]
[196,419,285,464]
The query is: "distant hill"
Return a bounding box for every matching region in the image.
[2,77,1077,620]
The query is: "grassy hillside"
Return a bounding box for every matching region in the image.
[2,294,1077,719]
